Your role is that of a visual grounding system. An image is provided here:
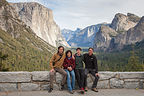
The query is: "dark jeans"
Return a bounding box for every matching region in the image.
[84,69,99,88]
[74,69,85,89]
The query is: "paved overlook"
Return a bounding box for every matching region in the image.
[0,89,144,96]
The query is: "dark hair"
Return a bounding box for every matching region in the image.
[65,50,72,57]
[76,47,82,51]
[57,46,64,53]
[88,47,94,51]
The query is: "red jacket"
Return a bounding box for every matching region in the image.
[63,57,75,69]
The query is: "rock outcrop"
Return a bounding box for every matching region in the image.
[0,0,55,71]
[110,13,137,32]
[93,13,143,51]
[127,13,141,23]
[93,25,118,51]
[109,16,144,50]
[10,2,70,47]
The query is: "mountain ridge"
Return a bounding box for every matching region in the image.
[93,13,143,51]
[62,23,109,47]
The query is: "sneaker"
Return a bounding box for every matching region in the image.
[91,88,98,92]
[60,85,65,91]
[48,88,53,93]
[79,88,84,94]
[69,91,74,94]
[72,90,75,93]
[84,87,88,92]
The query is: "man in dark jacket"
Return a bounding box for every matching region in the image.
[83,47,99,92]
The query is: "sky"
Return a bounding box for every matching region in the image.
[7,0,144,30]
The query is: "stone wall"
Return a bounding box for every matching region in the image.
[0,71,144,92]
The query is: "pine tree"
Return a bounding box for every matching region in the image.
[127,45,141,71]
[0,51,8,71]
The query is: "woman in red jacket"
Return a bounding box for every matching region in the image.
[63,50,75,94]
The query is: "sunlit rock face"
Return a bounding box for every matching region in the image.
[10,2,70,47]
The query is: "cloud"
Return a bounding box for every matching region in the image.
[7,0,144,30]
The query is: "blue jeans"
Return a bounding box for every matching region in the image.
[65,69,75,91]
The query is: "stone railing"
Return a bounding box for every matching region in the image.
[0,71,144,92]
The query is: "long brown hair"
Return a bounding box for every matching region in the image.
[57,46,64,54]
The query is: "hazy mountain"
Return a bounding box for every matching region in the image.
[61,28,80,42]
[62,23,108,47]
